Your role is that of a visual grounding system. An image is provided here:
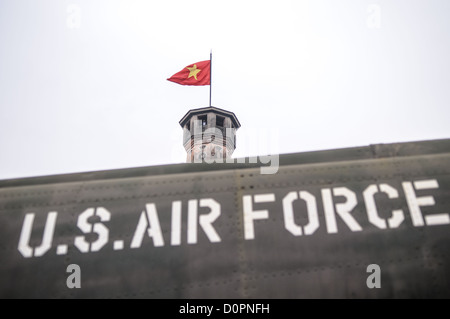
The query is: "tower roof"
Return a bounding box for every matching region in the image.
[179,106,241,129]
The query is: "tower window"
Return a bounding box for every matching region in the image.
[216,116,225,127]
[198,115,207,126]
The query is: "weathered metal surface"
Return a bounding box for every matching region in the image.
[0,139,449,298]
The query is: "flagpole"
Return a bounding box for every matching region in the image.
[209,50,212,106]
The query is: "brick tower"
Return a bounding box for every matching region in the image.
[179,106,240,163]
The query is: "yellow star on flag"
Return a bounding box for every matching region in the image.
[186,64,201,80]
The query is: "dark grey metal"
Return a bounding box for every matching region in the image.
[0,138,449,298]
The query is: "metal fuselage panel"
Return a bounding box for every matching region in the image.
[0,140,449,298]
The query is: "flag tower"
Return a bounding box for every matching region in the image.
[178,106,240,163]
[168,54,240,163]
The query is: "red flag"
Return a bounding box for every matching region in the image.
[167,60,210,86]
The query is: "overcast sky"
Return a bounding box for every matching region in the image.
[0,0,449,180]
